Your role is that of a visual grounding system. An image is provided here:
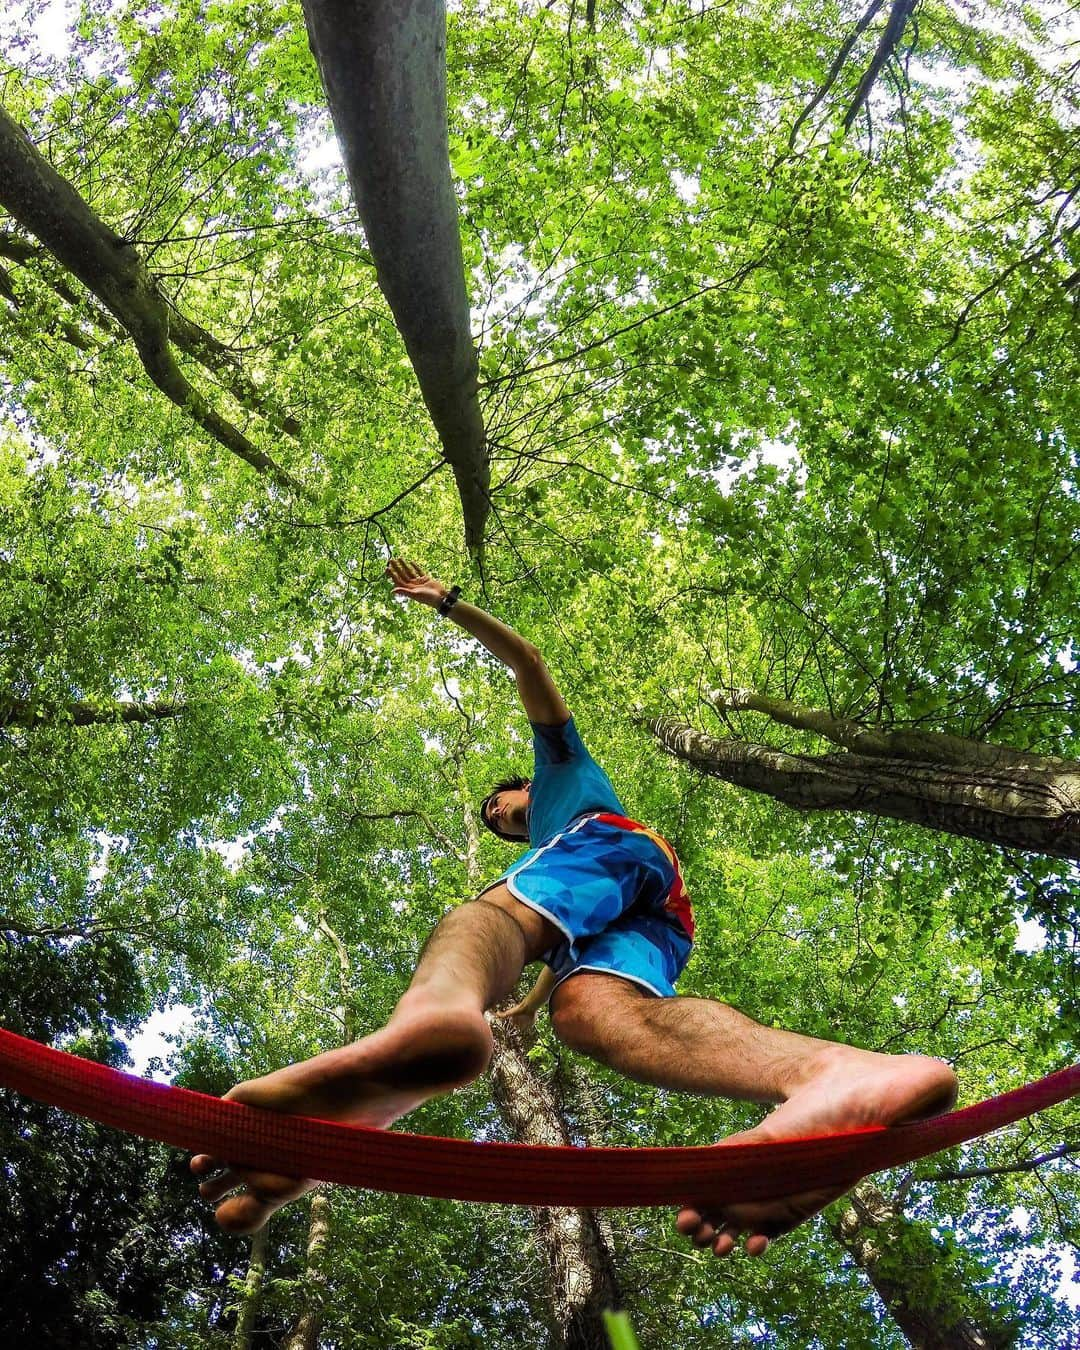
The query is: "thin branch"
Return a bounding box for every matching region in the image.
[483,255,766,389]
[925,1141,1080,1182]
[282,461,446,529]
[842,0,918,132]
[785,0,888,151]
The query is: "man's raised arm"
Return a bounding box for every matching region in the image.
[387,559,570,726]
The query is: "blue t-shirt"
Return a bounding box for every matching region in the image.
[525,717,624,846]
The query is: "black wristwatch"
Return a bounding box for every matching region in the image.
[437,585,461,617]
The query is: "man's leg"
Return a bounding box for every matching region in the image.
[549,972,958,1256]
[192,885,559,1234]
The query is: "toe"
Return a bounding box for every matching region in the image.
[712,1227,738,1257]
[211,1192,273,1236]
[199,1169,247,1204]
[676,1207,721,1249]
[691,1221,717,1248]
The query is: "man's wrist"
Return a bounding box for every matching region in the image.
[437,585,461,617]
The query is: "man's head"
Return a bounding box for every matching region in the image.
[480,776,531,842]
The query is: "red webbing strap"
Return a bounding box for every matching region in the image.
[0,1027,1076,1208]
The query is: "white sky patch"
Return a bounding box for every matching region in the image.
[1003,1214,1080,1309]
[208,834,254,871]
[1015,913,1048,953]
[693,433,806,495]
[297,127,344,177]
[2,421,60,472]
[671,170,700,205]
[123,1004,196,1081]
[88,831,128,882]
[26,0,74,58]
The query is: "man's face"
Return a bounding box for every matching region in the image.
[485,785,530,840]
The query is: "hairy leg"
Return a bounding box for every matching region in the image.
[192,887,558,1234]
[550,973,957,1256]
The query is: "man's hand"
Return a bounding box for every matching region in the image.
[492,1003,541,1038]
[492,966,556,1038]
[387,558,448,609]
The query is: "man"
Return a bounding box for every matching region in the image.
[192,559,957,1255]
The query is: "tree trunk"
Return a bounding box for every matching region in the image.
[648,713,1080,861]
[232,1226,269,1350]
[279,909,355,1350]
[451,762,619,1349]
[300,0,489,554]
[489,1019,620,1350]
[0,104,300,487]
[283,1190,333,1350]
[828,1180,1020,1349]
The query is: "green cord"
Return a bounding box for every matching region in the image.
[603,1309,642,1350]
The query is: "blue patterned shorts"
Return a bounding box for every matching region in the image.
[490,813,694,998]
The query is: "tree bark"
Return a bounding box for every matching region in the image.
[828,1180,1019,1349]
[648,712,1080,861]
[842,0,918,131]
[280,910,355,1350]
[452,762,619,1349]
[232,1226,269,1350]
[283,1190,333,1350]
[300,0,489,555]
[0,697,183,728]
[489,1019,621,1350]
[709,689,1073,772]
[0,105,300,488]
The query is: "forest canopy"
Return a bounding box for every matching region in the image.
[0,0,1078,1345]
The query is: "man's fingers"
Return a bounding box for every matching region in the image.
[386,558,429,588]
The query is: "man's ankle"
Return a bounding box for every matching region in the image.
[778,1040,865,1100]
[392,985,486,1024]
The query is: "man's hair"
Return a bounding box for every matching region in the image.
[479,776,530,842]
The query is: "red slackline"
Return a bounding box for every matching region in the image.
[0,1027,1076,1209]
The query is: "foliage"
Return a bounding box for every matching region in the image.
[0,0,1077,1345]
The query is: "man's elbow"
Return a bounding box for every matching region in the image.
[515,640,543,670]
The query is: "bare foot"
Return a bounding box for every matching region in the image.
[191,1000,493,1235]
[676,1048,957,1258]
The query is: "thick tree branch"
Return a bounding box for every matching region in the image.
[0,698,184,728]
[300,0,489,555]
[786,0,887,150]
[647,715,1080,861]
[0,105,301,491]
[828,1179,1019,1348]
[709,688,1075,772]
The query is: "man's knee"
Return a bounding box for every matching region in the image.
[550,973,643,1052]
